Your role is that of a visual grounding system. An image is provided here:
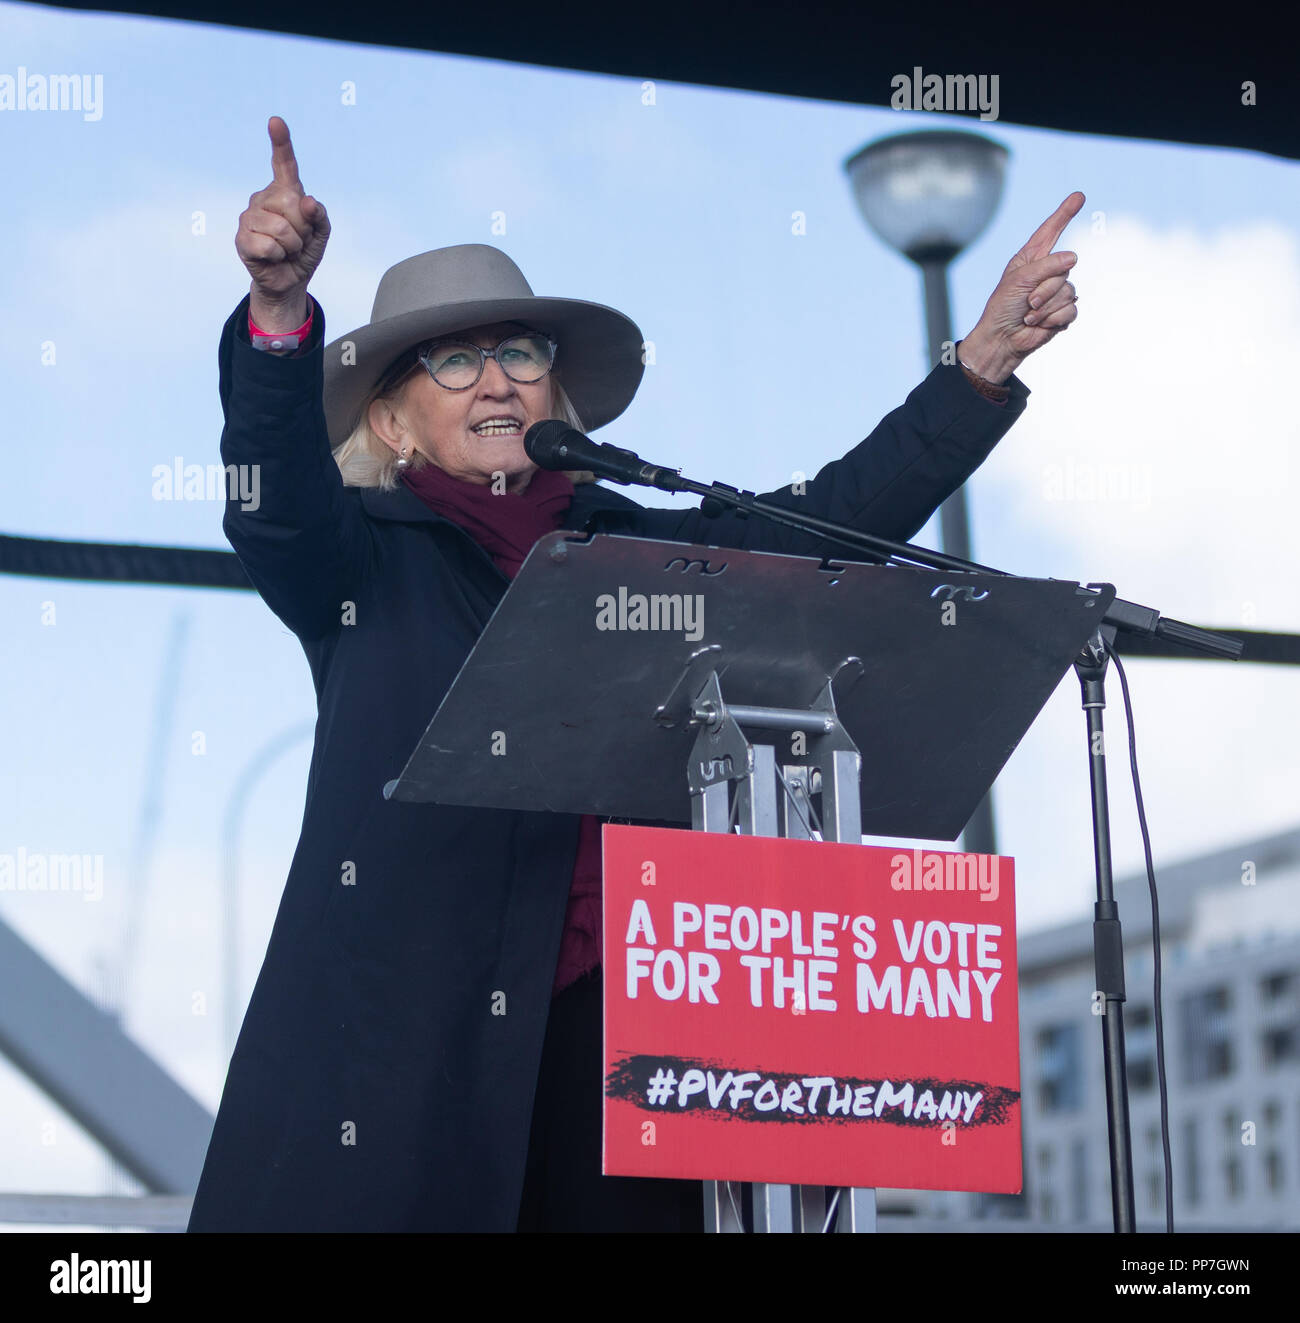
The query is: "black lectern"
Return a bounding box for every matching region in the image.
[385,530,1115,1231]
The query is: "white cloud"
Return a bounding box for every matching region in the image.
[969,214,1300,934]
[981,215,1300,631]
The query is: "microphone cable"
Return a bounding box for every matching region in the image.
[1106,642,1174,1233]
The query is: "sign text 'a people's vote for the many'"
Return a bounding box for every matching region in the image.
[601,826,1021,1193]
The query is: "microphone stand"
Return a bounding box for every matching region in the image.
[622,460,1242,1232]
[639,467,1240,660]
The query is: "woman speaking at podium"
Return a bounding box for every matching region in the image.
[186,117,1080,1233]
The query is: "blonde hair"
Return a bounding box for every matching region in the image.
[331,358,598,490]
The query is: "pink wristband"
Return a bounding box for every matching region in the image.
[249,299,314,350]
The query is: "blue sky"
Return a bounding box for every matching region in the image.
[1,0,1298,1201]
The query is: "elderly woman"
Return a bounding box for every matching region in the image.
[187,117,1080,1233]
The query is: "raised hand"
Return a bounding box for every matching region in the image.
[236,116,330,324]
[959,191,1084,382]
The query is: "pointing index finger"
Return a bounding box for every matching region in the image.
[1022,190,1085,259]
[268,115,302,191]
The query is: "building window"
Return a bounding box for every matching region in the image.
[1262,1026,1298,1068]
[1266,1151,1283,1192]
[1222,1108,1242,1199]
[1184,1117,1199,1207]
[1070,1138,1088,1223]
[1261,971,1293,1000]
[1144,1120,1167,1217]
[1127,1003,1154,1090]
[1181,986,1234,1084]
[1036,1022,1082,1113]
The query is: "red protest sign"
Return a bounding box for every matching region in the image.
[601,825,1021,1193]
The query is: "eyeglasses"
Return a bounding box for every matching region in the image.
[415,333,558,391]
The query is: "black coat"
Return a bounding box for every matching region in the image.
[186,294,1029,1231]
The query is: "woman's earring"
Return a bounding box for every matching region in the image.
[396,445,410,470]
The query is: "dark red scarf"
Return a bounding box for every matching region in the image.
[400,460,575,579]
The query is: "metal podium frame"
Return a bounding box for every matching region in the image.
[673,660,876,1233]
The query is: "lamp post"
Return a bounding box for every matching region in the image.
[843,129,1008,857]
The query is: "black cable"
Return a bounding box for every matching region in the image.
[0,532,251,589]
[1105,642,1175,1234]
[2,530,1300,669]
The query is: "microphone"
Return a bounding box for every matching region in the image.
[524,421,684,491]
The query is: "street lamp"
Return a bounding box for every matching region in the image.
[843,129,1008,857]
[844,130,1007,268]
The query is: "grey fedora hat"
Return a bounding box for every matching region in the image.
[322,243,646,448]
